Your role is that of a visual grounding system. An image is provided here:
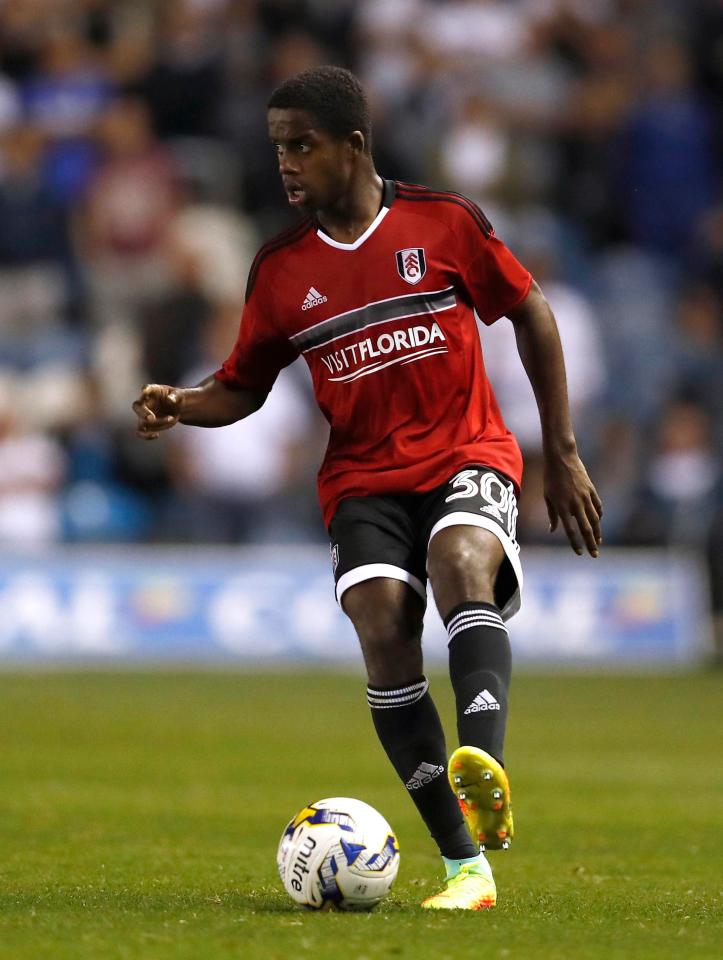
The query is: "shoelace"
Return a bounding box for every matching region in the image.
[451,866,483,883]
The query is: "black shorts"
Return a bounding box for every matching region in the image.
[328,466,522,621]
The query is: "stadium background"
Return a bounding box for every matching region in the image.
[0,3,722,958]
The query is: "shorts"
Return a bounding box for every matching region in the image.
[328,466,522,621]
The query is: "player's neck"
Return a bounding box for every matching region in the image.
[316,169,384,245]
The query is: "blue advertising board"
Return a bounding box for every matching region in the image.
[0,547,711,665]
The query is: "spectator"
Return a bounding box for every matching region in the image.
[0,123,75,329]
[79,96,181,325]
[163,304,325,543]
[624,400,722,549]
[164,187,259,304]
[132,1,225,140]
[0,72,20,130]
[21,22,114,204]
[439,94,510,205]
[696,203,723,301]
[671,284,723,437]
[614,38,716,257]
[0,383,66,545]
[417,0,531,65]
[481,242,606,452]
[140,234,215,388]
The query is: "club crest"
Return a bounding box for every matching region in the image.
[395,248,426,285]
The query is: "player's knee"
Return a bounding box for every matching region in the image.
[428,527,501,606]
[342,582,422,635]
[341,578,425,684]
[430,549,493,594]
[354,609,422,653]
[362,639,423,688]
[352,610,423,686]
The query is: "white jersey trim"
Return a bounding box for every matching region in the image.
[427,512,523,621]
[316,205,390,250]
[336,562,426,607]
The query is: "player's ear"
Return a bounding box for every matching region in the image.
[348,130,365,156]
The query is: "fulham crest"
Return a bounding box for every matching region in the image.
[396,248,426,285]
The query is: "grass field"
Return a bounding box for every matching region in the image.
[0,670,721,960]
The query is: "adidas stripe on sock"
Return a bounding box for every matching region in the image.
[444,602,511,765]
[367,676,477,860]
[366,677,429,709]
[446,607,508,641]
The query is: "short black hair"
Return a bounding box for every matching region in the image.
[268,65,372,151]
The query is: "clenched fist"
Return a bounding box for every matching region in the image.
[132,384,183,440]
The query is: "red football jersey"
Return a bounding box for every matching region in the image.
[216,180,532,528]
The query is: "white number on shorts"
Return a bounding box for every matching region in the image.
[444,469,479,502]
[445,469,518,541]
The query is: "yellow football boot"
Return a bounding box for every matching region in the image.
[448,746,514,850]
[421,858,496,910]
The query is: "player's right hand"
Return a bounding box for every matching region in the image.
[132,384,182,440]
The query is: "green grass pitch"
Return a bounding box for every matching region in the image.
[1,670,721,959]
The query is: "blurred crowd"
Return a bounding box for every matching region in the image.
[0,0,722,613]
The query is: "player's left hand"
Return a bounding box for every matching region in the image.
[543,451,603,557]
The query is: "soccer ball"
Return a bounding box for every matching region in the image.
[277,797,400,910]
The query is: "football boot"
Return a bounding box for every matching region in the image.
[448,745,513,850]
[421,857,496,910]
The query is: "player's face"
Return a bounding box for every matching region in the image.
[268,108,358,213]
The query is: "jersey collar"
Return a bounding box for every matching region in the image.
[315,179,396,251]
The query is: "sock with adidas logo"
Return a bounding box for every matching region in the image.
[367,677,478,859]
[444,602,511,764]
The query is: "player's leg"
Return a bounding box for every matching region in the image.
[341,576,424,687]
[417,467,522,884]
[330,493,494,908]
[427,524,514,853]
[428,525,511,765]
[341,576,479,863]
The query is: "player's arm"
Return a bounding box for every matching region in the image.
[506,281,603,557]
[134,265,293,440]
[133,376,266,441]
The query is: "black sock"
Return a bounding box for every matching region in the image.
[367,677,477,859]
[445,602,511,765]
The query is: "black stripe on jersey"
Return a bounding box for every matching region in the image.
[397,185,493,238]
[395,183,493,238]
[396,185,493,237]
[290,286,456,353]
[245,218,314,302]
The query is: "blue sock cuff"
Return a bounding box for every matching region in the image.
[442,851,484,880]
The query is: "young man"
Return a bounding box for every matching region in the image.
[133,66,602,910]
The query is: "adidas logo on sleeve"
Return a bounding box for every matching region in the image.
[301,286,328,310]
[405,761,445,790]
[464,690,500,714]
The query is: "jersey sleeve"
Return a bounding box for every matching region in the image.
[214,273,298,394]
[455,206,532,325]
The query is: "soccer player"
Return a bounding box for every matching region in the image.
[133,66,602,910]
